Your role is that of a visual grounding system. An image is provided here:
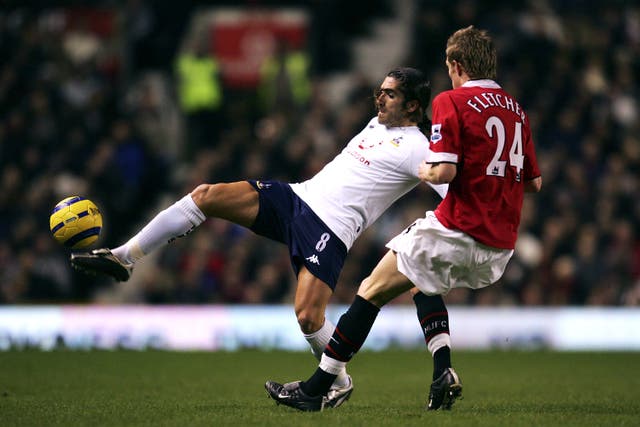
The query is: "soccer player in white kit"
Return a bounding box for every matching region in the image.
[70,67,447,408]
[266,26,542,412]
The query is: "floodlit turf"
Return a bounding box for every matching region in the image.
[1,350,639,426]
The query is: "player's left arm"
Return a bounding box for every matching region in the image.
[522,124,542,193]
[524,176,542,193]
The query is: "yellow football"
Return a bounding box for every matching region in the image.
[49,196,103,248]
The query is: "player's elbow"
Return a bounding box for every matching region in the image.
[524,176,542,193]
[428,163,457,184]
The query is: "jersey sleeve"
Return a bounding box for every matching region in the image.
[427,92,461,164]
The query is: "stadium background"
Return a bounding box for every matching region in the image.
[1,0,638,312]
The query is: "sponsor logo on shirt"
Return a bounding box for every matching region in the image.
[346,149,371,166]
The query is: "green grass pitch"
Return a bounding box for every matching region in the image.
[1,350,639,426]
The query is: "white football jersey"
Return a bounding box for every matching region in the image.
[290,117,448,249]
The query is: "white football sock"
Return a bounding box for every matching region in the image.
[112,194,206,264]
[319,353,347,375]
[427,332,451,356]
[304,319,350,388]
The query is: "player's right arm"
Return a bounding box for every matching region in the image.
[421,92,459,185]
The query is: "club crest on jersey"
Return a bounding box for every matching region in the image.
[256,181,271,190]
[389,136,403,147]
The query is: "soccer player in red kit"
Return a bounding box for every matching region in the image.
[266,25,542,412]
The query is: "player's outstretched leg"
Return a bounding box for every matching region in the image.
[70,248,133,281]
[265,381,326,412]
[70,194,207,281]
[427,367,462,410]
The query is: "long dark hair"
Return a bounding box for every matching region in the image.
[386,67,432,133]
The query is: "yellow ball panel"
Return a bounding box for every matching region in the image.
[50,196,103,248]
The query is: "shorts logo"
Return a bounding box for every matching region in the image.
[256,181,271,190]
[403,221,417,234]
[306,254,320,265]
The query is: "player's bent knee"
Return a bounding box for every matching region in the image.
[357,276,378,299]
[358,276,395,308]
[191,183,225,215]
[296,310,323,334]
[190,184,213,207]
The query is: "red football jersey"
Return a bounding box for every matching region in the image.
[428,80,541,249]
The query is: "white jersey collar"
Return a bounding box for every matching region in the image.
[462,79,501,89]
[372,116,419,131]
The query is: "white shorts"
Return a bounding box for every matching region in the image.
[385,211,514,295]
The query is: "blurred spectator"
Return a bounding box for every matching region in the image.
[175,35,224,160]
[258,39,311,115]
[1,1,639,306]
[0,5,168,302]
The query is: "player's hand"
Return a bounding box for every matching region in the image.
[418,161,432,182]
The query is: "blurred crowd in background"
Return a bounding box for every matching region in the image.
[1,1,639,307]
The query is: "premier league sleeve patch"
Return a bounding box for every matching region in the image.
[430,124,442,143]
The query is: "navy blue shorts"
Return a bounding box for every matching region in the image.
[248,180,347,290]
